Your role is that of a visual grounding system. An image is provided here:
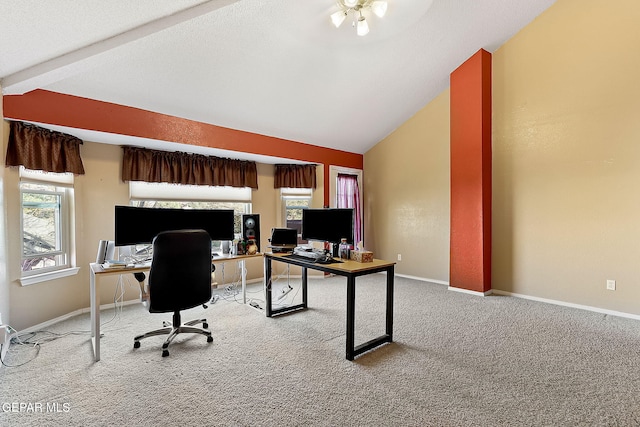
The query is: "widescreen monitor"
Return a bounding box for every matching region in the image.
[114,205,235,246]
[301,208,354,245]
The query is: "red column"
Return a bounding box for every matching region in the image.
[449,49,492,293]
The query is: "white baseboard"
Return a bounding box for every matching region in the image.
[396,273,640,321]
[395,273,449,286]
[19,299,140,335]
[448,286,493,297]
[491,289,640,321]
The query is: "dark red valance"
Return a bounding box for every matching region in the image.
[5,121,85,174]
[274,164,317,189]
[121,146,258,189]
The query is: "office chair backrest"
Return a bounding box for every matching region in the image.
[148,229,212,313]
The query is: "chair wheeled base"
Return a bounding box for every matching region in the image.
[134,310,213,357]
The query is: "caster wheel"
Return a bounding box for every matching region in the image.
[134,341,140,349]
[203,323,209,329]
[162,350,169,357]
[207,336,213,343]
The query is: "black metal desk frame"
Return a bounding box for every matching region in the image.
[264,253,395,361]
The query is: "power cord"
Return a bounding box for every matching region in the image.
[0,325,41,368]
[268,264,302,308]
[0,274,132,368]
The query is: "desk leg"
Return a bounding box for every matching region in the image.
[386,266,394,339]
[346,276,356,361]
[347,267,394,360]
[90,269,100,362]
[240,259,247,304]
[265,257,273,317]
[302,267,308,309]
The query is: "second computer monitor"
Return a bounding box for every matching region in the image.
[301,208,354,245]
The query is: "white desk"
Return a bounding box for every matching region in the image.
[89,253,260,361]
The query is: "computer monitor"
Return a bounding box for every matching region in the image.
[301,208,354,245]
[269,228,298,250]
[114,205,235,246]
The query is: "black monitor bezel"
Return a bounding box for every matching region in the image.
[301,208,354,245]
[114,205,235,246]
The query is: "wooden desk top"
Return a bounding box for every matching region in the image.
[212,252,262,262]
[264,252,395,274]
[90,262,150,275]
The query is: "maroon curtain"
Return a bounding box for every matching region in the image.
[121,146,258,189]
[274,164,317,189]
[5,121,85,174]
[337,174,362,245]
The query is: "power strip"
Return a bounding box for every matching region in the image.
[0,325,10,361]
[277,285,293,301]
[0,325,8,346]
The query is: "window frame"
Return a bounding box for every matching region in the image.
[281,188,312,244]
[128,181,253,253]
[19,168,79,285]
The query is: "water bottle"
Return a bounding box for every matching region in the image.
[339,238,350,261]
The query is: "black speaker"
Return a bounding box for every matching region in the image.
[242,214,260,252]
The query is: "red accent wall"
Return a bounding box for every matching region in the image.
[3,90,363,206]
[449,49,492,293]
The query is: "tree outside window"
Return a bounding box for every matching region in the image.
[284,198,310,244]
[21,182,69,274]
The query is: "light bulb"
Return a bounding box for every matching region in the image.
[371,1,388,18]
[331,10,347,28]
[344,0,358,8]
[357,16,369,36]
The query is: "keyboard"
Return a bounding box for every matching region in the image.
[292,247,329,262]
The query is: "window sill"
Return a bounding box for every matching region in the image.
[20,267,81,286]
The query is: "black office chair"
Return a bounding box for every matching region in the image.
[133,229,214,357]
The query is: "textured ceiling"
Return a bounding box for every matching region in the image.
[0,0,557,158]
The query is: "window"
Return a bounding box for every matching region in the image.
[129,182,252,252]
[20,168,74,278]
[281,188,312,244]
[330,166,363,246]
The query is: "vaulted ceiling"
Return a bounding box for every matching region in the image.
[1,0,556,160]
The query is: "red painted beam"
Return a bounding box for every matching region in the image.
[449,49,492,293]
[3,90,363,205]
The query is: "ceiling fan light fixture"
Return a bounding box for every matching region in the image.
[371,1,388,18]
[331,0,387,36]
[356,16,369,36]
[331,10,347,27]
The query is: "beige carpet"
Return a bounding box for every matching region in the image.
[1,275,640,426]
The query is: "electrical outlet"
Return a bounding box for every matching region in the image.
[606,280,616,291]
[397,254,402,261]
